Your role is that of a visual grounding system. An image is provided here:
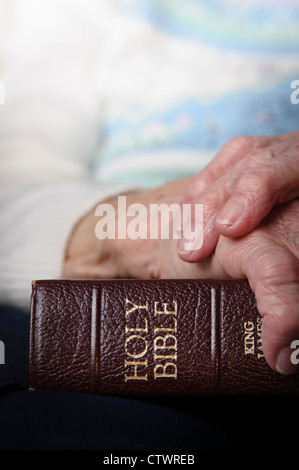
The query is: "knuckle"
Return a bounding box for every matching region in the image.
[201,190,224,208]
[279,149,299,176]
[190,168,216,194]
[263,200,299,258]
[222,135,255,155]
[260,259,299,288]
[226,135,254,148]
[254,255,299,321]
[238,168,267,187]
[287,141,299,155]
[244,148,276,167]
[236,169,275,202]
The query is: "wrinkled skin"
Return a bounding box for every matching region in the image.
[177,131,299,375]
[64,131,299,376]
[179,131,299,259]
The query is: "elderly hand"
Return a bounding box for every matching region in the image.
[178,130,299,261]
[183,199,299,376]
[177,131,299,376]
[63,178,299,376]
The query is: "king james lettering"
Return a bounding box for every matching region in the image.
[243,321,255,355]
[243,318,265,360]
[124,298,178,382]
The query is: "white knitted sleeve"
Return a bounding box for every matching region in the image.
[0,0,132,310]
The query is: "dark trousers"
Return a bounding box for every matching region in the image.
[0,304,296,450]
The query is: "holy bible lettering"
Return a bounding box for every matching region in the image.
[124,298,178,382]
[29,279,299,395]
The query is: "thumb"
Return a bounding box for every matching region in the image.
[256,262,299,375]
[247,248,299,375]
[217,231,299,375]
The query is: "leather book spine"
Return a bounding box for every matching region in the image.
[29,279,299,395]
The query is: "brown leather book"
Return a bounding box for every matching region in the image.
[29,278,299,395]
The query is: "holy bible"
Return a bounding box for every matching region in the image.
[29,279,299,396]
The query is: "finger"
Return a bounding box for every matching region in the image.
[215,152,299,237]
[182,135,255,200]
[217,232,299,375]
[178,136,256,261]
[177,190,228,261]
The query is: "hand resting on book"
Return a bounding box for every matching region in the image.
[178,130,299,376]
[63,133,299,377]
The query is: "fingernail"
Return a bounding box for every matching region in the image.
[216,199,245,226]
[276,346,299,375]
